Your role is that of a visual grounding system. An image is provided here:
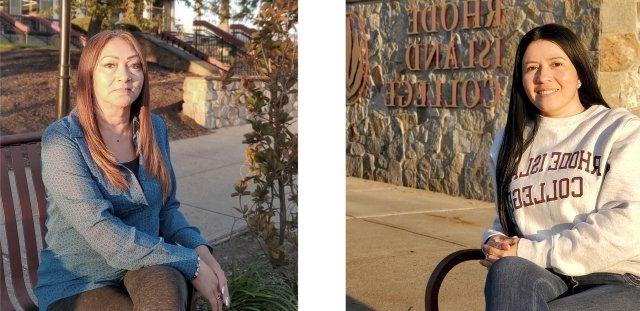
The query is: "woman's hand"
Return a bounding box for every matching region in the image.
[479,235,520,268]
[196,245,230,309]
[190,262,224,310]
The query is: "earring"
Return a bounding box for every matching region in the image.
[577,81,582,89]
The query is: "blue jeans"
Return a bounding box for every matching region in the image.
[485,257,640,311]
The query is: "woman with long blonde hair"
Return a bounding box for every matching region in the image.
[34,30,229,311]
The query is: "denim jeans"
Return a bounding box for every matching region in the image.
[485,257,640,311]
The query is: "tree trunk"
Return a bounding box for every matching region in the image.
[219,0,230,31]
[194,0,203,20]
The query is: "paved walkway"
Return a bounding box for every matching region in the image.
[346,177,495,311]
[170,120,297,244]
[169,124,252,244]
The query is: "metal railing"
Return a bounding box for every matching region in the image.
[11,14,52,34]
[0,12,85,48]
[69,32,83,48]
[0,11,27,43]
[194,27,257,75]
[152,20,258,75]
[231,30,251,43]
[193,20,245,50]
[159,30,229,72]
[37,15,87,48]
[193,27,238,65]
[10,14,57,45]
[230,24,255,44]
[191,21,255,75]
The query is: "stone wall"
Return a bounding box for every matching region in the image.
[183,77,247,129]
[183,77,298,129]
[598,0,640,112]
[346,0,639,202]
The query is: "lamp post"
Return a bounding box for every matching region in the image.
[56,0,71,119]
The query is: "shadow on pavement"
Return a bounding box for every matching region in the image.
[346,295,376,311]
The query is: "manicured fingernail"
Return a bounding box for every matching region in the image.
[225,297,230,307]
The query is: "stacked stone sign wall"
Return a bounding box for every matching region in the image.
[183,76,298,129]
[598,0,640,113]
[346,0,640,202]
[183,77,248,129]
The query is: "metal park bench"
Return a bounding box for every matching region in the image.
[0,132,197,310]
[1,131,46,311]
[425,249,485,311]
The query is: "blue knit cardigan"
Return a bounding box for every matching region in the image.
[34,108,208,310]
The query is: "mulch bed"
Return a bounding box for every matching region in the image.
[0,48,207,140]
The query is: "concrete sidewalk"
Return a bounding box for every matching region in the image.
[169,124,251,244]
[347,177,495,311]
[169,119,297,244]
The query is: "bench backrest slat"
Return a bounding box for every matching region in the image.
[1,240,14,310]
[1,132,43,310]
[1,148,36,309]
[26,143,48,246]
[9,145,41,287]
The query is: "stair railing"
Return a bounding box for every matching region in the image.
[0,11,28,43]
[159,31,231,72]
[28,13,87,48]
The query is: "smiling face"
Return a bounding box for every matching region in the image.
[92,37,144,112]
[522,39,584,118]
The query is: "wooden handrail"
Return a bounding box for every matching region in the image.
[230,23,257,35]
[160,31,231,71]
[193,20,246,50]
[27,12,87,47]
[0,11,29,33]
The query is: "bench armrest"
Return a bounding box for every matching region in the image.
[425,249,485,311]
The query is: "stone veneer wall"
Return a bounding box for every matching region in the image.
[183,77,298,129]
[346,0,640,202]
[183,77,248,129]
[598,0,640,113]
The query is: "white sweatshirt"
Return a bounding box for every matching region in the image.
[482,104,640,276]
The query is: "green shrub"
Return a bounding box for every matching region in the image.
[227,261,297,311]
[71,16,90,34]
[231,0,298,269]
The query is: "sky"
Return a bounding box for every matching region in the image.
[173,1,256,33]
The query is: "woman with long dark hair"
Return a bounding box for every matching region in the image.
[481,24,640,310]
[34,30,229,311]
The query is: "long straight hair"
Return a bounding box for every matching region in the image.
[76,30,171,202]
[496,24,609,236]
